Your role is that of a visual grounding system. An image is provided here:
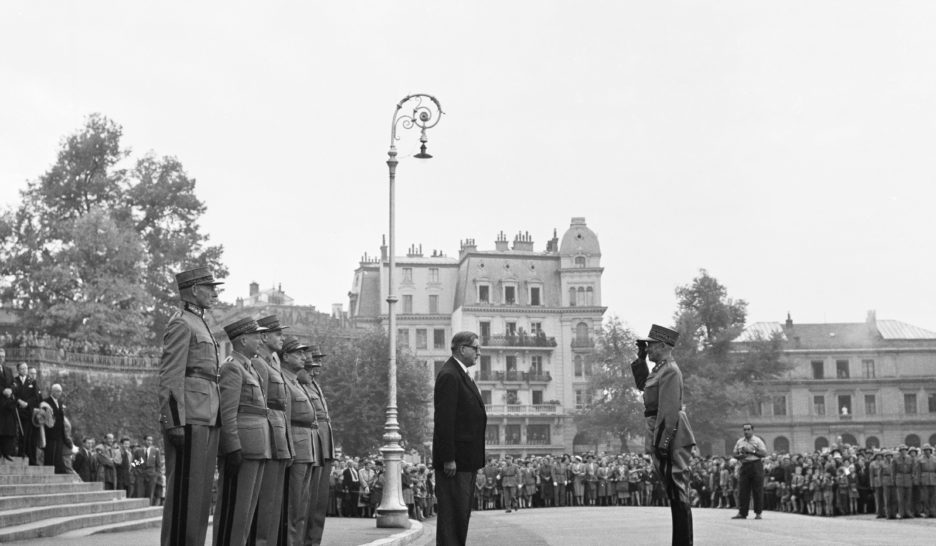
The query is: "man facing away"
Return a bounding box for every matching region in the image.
[433,331,488,546]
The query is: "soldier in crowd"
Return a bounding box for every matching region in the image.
[302,344,335,546]
[893,444,914,518]
[13,362,41,464]
[500,454,519,512]
[251,315,294,546]
[158,266,223,546]
[279,336,319,545]
[538,454,554,507]
[881,451,897,518]
[214,317,271,546]
[908,446,923,516]
[917,444,936,517]
[871,451,886,518]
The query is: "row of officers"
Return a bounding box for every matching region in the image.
[158,267,335,546]
[870,444,936,519]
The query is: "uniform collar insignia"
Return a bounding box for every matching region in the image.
[183,302,205,317]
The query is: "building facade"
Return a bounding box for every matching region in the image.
[730,311,936,454]
[348,218,606,456]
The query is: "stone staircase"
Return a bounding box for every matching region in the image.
[0,456,163,542]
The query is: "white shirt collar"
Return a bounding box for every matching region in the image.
[452,356,470,376]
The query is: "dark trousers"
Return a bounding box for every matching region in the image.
[653,448,693,546]
[43,438,66,473]
[19,421,37,464]
[554,482,565,506]
[160,424,219,546]
[435,471,476,546]
[737,460,764,517]
[304,460,333,546]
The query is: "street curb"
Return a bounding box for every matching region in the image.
[361,519,424,546]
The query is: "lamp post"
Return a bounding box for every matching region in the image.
[376,94,443,528]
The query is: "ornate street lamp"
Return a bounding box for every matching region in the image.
[376,94,443,528]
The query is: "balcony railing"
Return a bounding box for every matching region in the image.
[475,370,553,383]
[4,347,159,371]
[571,337,595,349]
[484,404,561,415]
[481,334,557,348]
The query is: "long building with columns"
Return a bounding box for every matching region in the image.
[348,217,606,456]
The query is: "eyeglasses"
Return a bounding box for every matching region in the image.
[462,344,481,352]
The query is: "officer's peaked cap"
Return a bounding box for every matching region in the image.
[176,266,223,290]
[637,324,679,347]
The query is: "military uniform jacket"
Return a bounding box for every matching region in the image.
[282,367,319,465]
[916,455,936,486]
[501,463,520,487]
[893,455,914,487]
[643,360,696,454]
[218,351,272,460]
[306,376,335,461]
[551,462,568,485]
[870,461,883,488]
[158,304,221,429]
[252,347,292,460]
[880,461,896,486]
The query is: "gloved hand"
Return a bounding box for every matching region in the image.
[636,340,648,361]
[167,427,185,449]
[226,450,243,470]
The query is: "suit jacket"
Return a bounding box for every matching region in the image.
[116,447,132,483]
[643,360,695,454]
[218,350,271,460]
[140,445,162,476]
[157,304,221,430]
[73,446,95,482]
[13,375,40,420]
[432,357,487,472]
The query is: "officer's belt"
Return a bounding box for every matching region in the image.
[644,410,657,417]
[267,400,286,412]
[185,369,219,383]
[291,420,318,429]
[238,404,268,416]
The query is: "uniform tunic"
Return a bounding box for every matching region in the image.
[283,367,317,546]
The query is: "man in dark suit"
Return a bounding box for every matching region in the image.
[42,384,67,473]
[116,437,133,497]
[139,435,162,504]
[73,437,97,482]
[13,362,40,464]
[433,331,488,546]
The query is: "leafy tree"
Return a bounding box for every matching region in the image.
[575,316,645,451]
[0,114,225,342]
[317,328,432,457]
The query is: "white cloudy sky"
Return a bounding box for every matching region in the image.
[2,1,935,332]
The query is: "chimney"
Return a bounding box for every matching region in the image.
[785,312,793,329]
[380,234,388,262]
[546,228,559,253]
[512,231,534,251]
[459,238,477,258]
[249,282,259,297]
[866,309,877,327]
[495,230,509,251]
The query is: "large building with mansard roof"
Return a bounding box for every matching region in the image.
[348,217,606,456]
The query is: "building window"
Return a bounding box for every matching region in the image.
[506,355,517,375]
[929,393,936,413]
[527,424,550,445]
[504,285,516,304]
[838,395,852,416]
[402,294,413,314]
[841,433,858,446]
[506,321,517,336]
[586,286,594,306]
[574,256,586,268]
[773,436,790,453]
[865,436,880,449]
[532,390,543,404]
[506,390,519,405]
[478,284,490,303]
[811,361,824,380]
[479,321,491,342]
[485,425,499,445]
[433,328,446,349]
[906,434,921,448]
[576,322,590,343]
[530,355,543,375]
[750,401,762,417]
[575,389,585,410]
[865,394,877,415]
[531,321,542,335]
[434,360,446,376]
[772,395,787,416]
[815,436,829,450]
[479,355,491,376]
[505,425,521,445]
[429,268,439,282]
[813,395,825,416]
[530,286,541,306]
[481,390,492,405]
[402,268,413,282]
[576,287,585,306]
[415,329,427,349]
[429,295,439,314]
[574,355,583,377]
[862,359,875,378]
[836,360,849,379]
[905,393,918,414]
[397,328,409,348]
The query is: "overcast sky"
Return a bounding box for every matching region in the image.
[2,1,935,333]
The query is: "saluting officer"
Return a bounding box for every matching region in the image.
[158,266,223,546]
[214,318,272,546]
[301,345,335,546]
[632,324,695,546]
[279,336,319,545]
[251,315,294,546]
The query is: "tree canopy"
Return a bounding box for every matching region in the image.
[0,113,226,343]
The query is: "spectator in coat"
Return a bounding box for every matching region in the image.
[42,384,67,473]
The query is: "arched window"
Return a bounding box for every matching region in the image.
[574,256,586,268]
[840,433,858,446]
[905,434,921,448]
[576,286,585,306]
[773,436,790,454]
[865,436,880,449]
[929,433,936,447]
[574,355,583,377]
[576,322,589,342]
[569,287,576,307]
[814,437,829,451]
[586,286,594,306]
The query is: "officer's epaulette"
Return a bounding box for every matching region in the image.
[169,310,183,321]
[223,355,234,364]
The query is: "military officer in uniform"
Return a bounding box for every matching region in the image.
[158,266,223,546]
[632,324,695,546]
[881,450,897,518]
[917,444,936,518]
[214,318,272,546]
[894,444,914,518]
[870,451,886,518]
[279,336,319,545]
[301,345,335,546]
[251,315,294,546]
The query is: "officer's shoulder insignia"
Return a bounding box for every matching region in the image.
[223,355,234,364]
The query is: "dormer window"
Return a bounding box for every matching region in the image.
[574,256,586,268]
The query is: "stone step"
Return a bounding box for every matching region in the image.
[0,473,82,485]
[0,497,151,528]
[0,506,164,542]
[0,481,103,497]
[0,489,128,511]
[58,515,163,537]
[0,458,29,474]
[0,464,61,476]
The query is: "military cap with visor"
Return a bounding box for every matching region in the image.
[637,324,680,347]
[223,317,268,340]
[175,266,224,290]
[281,336,309,354]
[257,315,289,332]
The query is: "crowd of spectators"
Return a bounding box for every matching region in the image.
[0,330,161,357]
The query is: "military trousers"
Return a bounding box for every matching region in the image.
[882,485,896,517]
[253,458,289,546]
[161,424,219,546]
[554,482,565,507]
[651,447,693,546]
[873,487,886,517]
[897,485,913,517]
[304,460,333,546]
[285,461,314,545]
[214,457,266,546]
[922,485,936,517]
